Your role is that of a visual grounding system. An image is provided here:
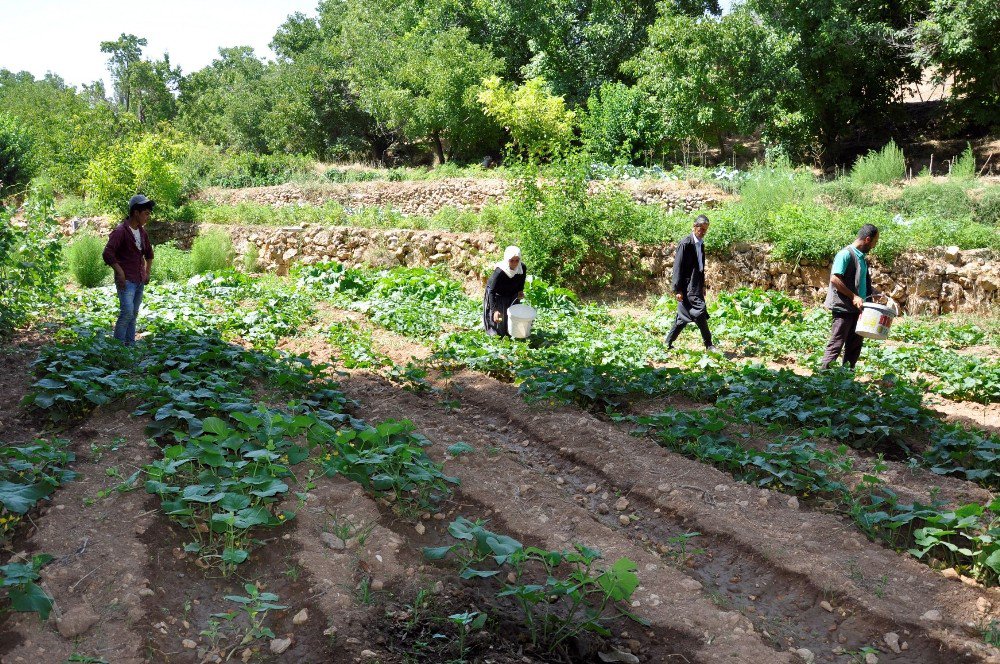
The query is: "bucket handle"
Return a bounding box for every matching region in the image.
[866,293,899,317]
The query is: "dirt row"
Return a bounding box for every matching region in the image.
[323,315,1000,663]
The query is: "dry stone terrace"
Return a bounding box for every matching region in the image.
[64,215,999,315]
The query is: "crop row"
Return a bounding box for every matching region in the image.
[24,326,452,574]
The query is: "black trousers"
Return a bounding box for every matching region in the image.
[820,312,864,369]
[666,315,713,348]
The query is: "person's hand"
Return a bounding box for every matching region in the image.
[852,295,864,310]
[517,291,525,301]
[493,311,502,323]
[675,293,684,302]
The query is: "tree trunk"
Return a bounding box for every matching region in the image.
[433,131,446,165]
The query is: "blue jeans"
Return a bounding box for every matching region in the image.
[114,281,144,345]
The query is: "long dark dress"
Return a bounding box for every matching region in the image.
[483,265,527,336]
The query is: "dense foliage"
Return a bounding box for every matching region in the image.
[2,0,996,181]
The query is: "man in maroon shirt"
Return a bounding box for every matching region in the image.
[103,195,155,345]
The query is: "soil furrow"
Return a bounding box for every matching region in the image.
[342,372,798,663]
[442,371,1000,663]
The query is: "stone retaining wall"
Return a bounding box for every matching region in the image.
[64,218,999,315]
[196,178,726,216]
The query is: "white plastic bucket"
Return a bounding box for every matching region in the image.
[507,303,537,339]
[855,302,897,340]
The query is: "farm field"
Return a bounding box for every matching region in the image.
[2,265,999,664]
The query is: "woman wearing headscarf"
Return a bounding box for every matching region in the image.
[483,246,526,336]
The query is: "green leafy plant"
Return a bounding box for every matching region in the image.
[850,140,905,185]
[1,554,54,619]
[426,517,643,653]
[190,228,235,274]
[212,583,288,645]
[64,233,108,287]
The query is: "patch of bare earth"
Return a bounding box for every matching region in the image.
[307,315,1000,663]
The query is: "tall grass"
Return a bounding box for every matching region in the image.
[150,241,193,282]
[191,229,235,274]
[950,145,977,180]
[64,234,108,287]
[851,141,905,185]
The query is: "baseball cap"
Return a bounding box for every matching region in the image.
[128,194,155,216]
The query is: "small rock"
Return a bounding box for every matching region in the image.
[976,597,992,615]
[370,579,384,592]
[556,477,565,485]
[360,650,378,659]
[241,648,253,662]
[793,647,815,663]
[787,497,799,510]
[820,600,833,612]
[597,503,610,514]
[414,522,426,535]
[921,609,942,622]
[585,484,598,494]
[57,605,100,638]
[321,532,346,550]
[270,637,292,654]
[865,653,879,664]
[182,639,197,649]
[138,588,154,597]
[597,649,640,663]
[619,515,630,526]
[293,608,308,625]
[941,568,960,580]
[614,497,630,511]
[432,580,444,594]
[883,632,901,654]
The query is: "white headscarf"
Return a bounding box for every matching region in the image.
[495,246,523,279]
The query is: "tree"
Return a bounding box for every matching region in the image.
[335,0,502,162]
[746,0,923,159]
[914,0,1000,126]
[0,112,36,197]
[580,82,665,164]
[100,33,148,113]
[478,77,576,160]
[176,47,271,153]
[626,7,809,158]
[0,70,132,194]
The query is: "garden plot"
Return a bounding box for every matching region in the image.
[3,268,1000,663]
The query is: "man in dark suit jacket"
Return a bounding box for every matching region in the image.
[666,215,717,351]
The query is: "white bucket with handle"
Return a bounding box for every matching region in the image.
[507,303,537,339]
[855,298,899,340]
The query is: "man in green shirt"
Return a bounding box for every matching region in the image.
[820,224,880,370]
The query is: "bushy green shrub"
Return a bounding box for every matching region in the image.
[850,141,905,185]
[0,112,37,197]
[972,187,1000,226]
[210,153,313,188]
[894,180,972,222]
[150,241,193,282]
[950,145,977,180]
[83,134,184,216]
[64,234,108,287]
[770,204,855,264]
[581,82,663,164]
[190,229,234,274]
[242,244,260,273]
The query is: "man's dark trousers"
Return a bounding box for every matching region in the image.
[666,306,713,348]
[820,312,864,369]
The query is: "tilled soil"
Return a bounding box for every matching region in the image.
[3,312,1000,664]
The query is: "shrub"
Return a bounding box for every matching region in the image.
[0,112,37,197]
[894,181,972,222]
[242,244,260,273]
[190,229,234,274]
[478,77,575,160]
[770,204,854,264]
[972,187,1000,226]
[149,241,193,282]
[83,134,184,216]
[210,153,313,188]
[951,144,977,180]
[850,141,905,185]
[581,82,663,165]
[64,234,108,287]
